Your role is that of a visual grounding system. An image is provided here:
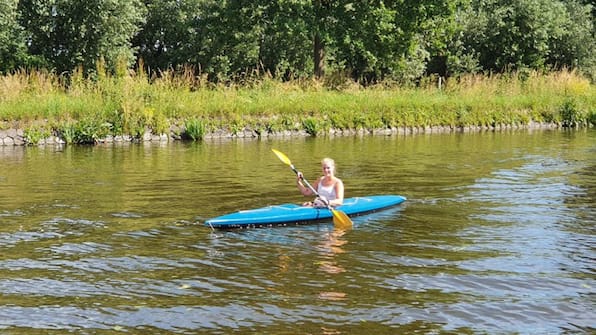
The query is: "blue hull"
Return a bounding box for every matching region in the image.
[205,195,406,229]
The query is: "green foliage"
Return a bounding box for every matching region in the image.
[451,0,596,76]
[59,123,77,144]
[329,0,458,82]
[132,0,204,72]
[588,110,596,127]
[277,114,298,132]
[302,117,321,136]
[150,110,169,135]
[3,0,593,85]
[17,0,146,74]
[122,0,462,84]
[559,99,584,127]
[184,118,206,141]
[23,125,50,145]
[227,117,243,136]
[120,103,148,139]
[1,68,593,145]
[57,119,112,144]
[547,1,596,79]
[0,0,30,73]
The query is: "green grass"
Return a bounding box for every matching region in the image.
[0,68,594,143]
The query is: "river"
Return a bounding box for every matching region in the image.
[0,129,594,334]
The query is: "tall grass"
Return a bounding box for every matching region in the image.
[0,67,593,141]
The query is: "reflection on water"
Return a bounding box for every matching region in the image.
[317,228,348,301]
[0,130,594,334]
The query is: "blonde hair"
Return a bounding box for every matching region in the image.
[321,158,336,171]
[322,157,335,165]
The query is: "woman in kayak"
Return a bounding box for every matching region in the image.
[296,157,344,207]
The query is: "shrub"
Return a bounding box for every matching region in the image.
[184,118,206,141]
[302,117,321,136]
[559,99,583,127]
[587,109,596,127]
[58,123,77,144]
[24,126,51,145]
[71,118,112,144]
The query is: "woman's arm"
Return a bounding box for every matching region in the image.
[297,173,317,196]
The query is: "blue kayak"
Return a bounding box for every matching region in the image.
[205,195,406,229]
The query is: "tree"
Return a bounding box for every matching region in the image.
[547,1,595,76]
[321,0,460,83]
[131,0,461,84]
[258,0,315,79]
[17,0,146,75]
[452,0,596,75]
[0,0,31,72]
[132,0,204,72]
[133,0,315,81]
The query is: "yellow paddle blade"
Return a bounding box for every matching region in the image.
[272,149,292,166]
[331,209,353,228]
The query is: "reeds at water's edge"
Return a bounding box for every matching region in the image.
[0,68,594,144]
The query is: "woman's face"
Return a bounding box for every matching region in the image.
[322,163,334,176]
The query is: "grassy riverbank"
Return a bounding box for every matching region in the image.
[0,68,594,144]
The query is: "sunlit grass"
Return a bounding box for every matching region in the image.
[0,67,593,142]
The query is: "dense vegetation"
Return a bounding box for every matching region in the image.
[0,1,594,143]
[1,67,593,144]
[2,0,594,81]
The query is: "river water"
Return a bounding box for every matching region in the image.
[0,129,594,334]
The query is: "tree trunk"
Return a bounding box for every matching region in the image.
[314,33,325,78]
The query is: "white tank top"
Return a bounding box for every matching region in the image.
[317,182,337,200]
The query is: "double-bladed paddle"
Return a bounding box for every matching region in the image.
[271,149,353,228]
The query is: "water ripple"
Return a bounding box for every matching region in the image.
[1,131,594,334]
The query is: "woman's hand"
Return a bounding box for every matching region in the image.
[313,195,329,208]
